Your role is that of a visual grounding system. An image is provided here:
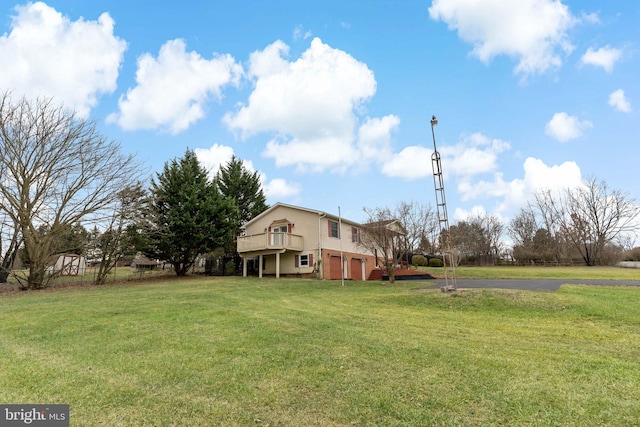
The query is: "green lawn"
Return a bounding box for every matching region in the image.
[1,276,640,426]
[421,264,640,280]
[6,266,178,287]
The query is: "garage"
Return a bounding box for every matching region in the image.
[350,258,363,281]
[329,255,343,280]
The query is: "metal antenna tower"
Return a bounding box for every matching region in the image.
[430,116,457,292]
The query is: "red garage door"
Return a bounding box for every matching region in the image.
[329,256,343,280]
[350,258,362,281]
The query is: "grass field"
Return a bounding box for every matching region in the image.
[4,266,179,288]
[1,272,640,426]
[420,265,640,280]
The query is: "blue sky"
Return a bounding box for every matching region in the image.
[1,1,637,224]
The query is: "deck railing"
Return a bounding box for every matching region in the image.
[237,232,303,253]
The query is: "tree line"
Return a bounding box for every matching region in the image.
[0,93,267,289]
[362,184,639,269]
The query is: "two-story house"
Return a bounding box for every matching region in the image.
[237,203,377,280]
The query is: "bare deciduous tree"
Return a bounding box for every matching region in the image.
[450,213,504,265]
[535,178,640,266]
[508,206,538,248]
[360,206,405,283]
[508,206,560,265]
[0,213,21,283]
[0,93,141,289]
[92,184,147,285]
[394,200,438,255]
[509,206,543,265]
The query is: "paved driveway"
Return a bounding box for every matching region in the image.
[417,279,640,291]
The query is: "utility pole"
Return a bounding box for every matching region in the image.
[430,116,457,292]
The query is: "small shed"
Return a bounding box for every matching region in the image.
[131,256,161,271]
[46,253,87,276]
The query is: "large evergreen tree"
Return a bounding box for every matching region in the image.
[215,155,268,225]
[145,150,235,276]
[215,156,268,270]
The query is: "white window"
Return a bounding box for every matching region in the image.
[295,254,313,268]
[300,254,309,267]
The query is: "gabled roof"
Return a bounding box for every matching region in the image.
[46,253,83,265]
[269,218,291,225]
[132,255,160,266]
[242,202,363,228]
[363,219,407,235]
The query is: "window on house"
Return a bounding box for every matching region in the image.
[300,254,309,267]
[352,227,360,243]
[295,254,313,268]
[329,220,339,238]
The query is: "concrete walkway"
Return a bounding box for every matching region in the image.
[415,279,640,291]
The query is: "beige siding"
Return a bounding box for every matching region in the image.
[243,205,372,257]
[240,203,377,279]
[261,252,317,276]
[244,205,320,252]
[320,217,370,255]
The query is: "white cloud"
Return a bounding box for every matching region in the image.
[263,178,301,199]
[451,157,584,247]
[357,115,400,163]
[381,146,432,180]
[453,205,488,222]
[454,157,583,217]
[263,134,358,173]
[382,132,509,182]
[497,157,582,212]
[441,133,511,177]
[293,25,312,41]
[544,112,592,142]
[439,133,511,202]
[580,12,600,25]
[429,0,578,76]
[608,89,631,113]
[457,172,510,202]
[194,144,236,180]
[224,37,379,172]
[384,129,582,220]
[109,39,242,134]
[579,46,622,72]
[0,2,126,118]
[384,127,584,221]
[521,157,582,193]
[247,39,290,78]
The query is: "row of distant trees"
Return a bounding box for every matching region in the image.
[0,92,267,289]
[507,180,639,266]
[446,178,640,266]
[362,179,640,271]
